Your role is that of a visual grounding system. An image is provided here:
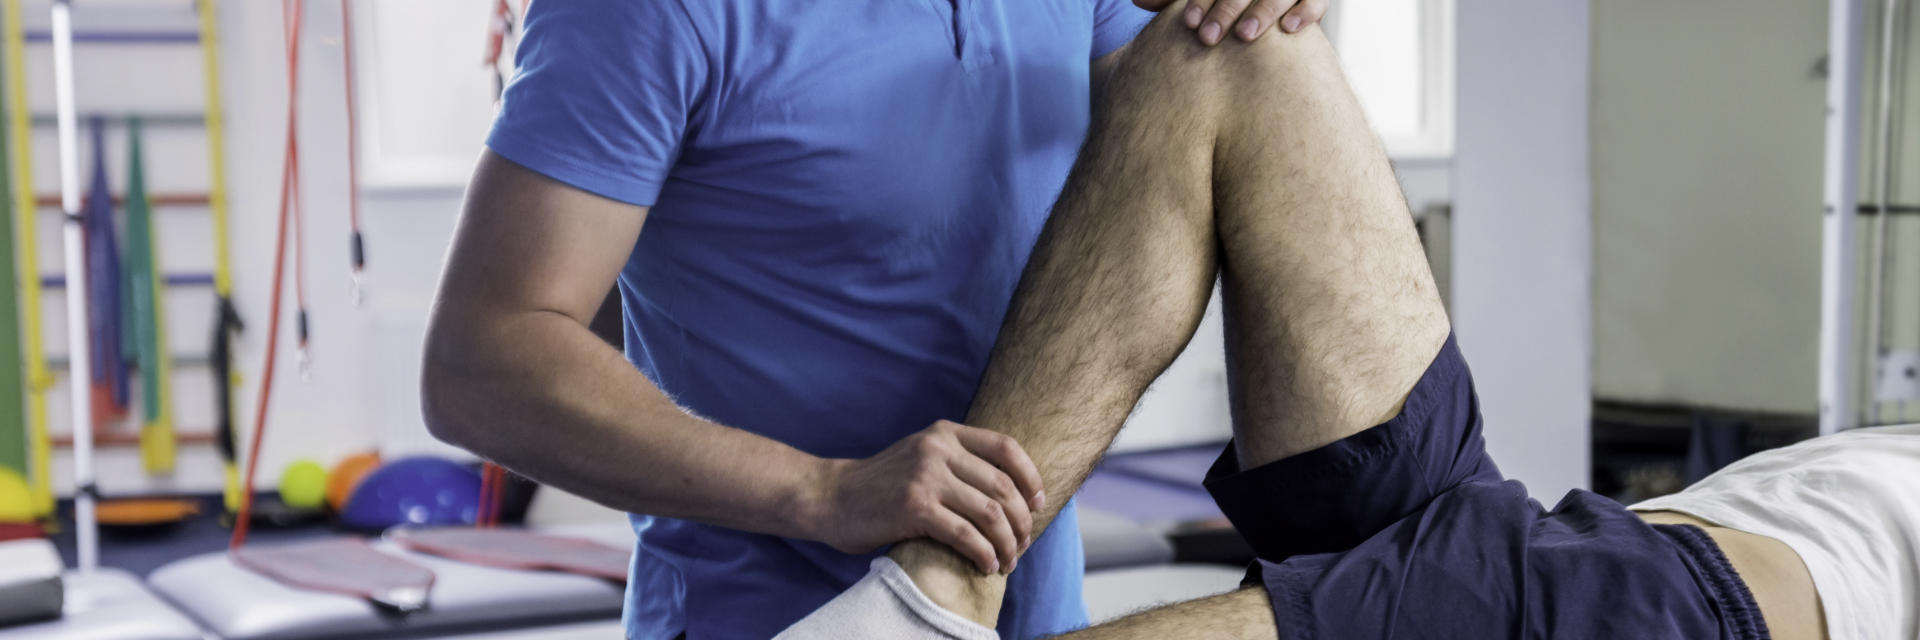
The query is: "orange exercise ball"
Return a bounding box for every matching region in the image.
[326,451,382,513]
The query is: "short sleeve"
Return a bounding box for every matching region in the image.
[1089,0,1152,60]
[486,0,708,207]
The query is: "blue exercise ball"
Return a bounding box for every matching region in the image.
[339,456,480,531]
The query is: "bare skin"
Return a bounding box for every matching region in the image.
[893,4,1829,638]
[1638,511,1827,640]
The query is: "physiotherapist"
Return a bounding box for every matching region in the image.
[421,0,1327,637]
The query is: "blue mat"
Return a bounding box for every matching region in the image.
[1100,444,1221,487]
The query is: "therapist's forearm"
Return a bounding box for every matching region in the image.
[422,309,827,537]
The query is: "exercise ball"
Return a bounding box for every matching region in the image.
[339,456,480,531]
[326,451,381,512]
[279,459,329,510]
[0,466,31,523]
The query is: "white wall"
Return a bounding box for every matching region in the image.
[1588,1,1920,424]
[36,0,469,495]
[1452,1,1591,499]
[1590,0,1826,416]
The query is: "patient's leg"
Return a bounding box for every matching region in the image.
[784,3,1448,637]
[1202,14,1449,469]
[1057,9,1447,639]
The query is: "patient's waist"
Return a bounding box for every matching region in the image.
[1638,511,1826,640]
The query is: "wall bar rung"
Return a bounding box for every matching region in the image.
[25,30,198,44]
[30,112,205,127]
[39,272,213,288]
[34,192,209,207]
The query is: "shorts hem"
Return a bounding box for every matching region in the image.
[1202,333,1480,560]
[1254,557,1327,640]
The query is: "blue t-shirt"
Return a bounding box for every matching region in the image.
[488,1,1150,638]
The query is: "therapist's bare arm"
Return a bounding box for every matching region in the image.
[424,151,1043,574]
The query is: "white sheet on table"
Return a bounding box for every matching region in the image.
[1631,423,1920,640]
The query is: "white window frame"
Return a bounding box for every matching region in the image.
[348,0,503,191]
[1326,0,1455,161]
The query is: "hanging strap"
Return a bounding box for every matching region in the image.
[232,0,305,549]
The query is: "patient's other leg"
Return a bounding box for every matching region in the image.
[1065,587,1275,640]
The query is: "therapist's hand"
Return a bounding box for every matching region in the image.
[1136,0,1329,46]
[800,420,1045,576]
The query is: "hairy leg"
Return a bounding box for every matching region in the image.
[1057,588,1275,640]
[1206,16,1449,468]
[894,0,1444,634]
[1055,11,1444,638]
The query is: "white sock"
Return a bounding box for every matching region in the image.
[775,557,1001,640]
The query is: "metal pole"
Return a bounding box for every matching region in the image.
[49,0,96,572]
[1820,0,1869,435]
[1864,0,1901,427]
[1876,0,1907,423]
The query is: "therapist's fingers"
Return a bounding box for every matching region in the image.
[1197,0,1256,46]
[944,483,1022,575]
[923,500,1002,575]
[1229,0,1296,41]
[1184,0,1213,28]
[1279,0,1328,33]
[947,424,1047,513]
[1183,0,1218,41]
[950,455,1034,552]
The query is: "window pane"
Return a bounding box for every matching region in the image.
[1336,0,1425,138]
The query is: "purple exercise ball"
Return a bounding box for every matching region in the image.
[340,456,481,531]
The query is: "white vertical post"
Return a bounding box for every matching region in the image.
[1819,0,1867,435]
[49,0,96,572]
[1453,0,1592,499]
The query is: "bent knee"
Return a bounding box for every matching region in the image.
[1107,4,1340,110]
[1108,4,1230,88]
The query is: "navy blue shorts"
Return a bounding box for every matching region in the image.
[1202,335,1768,640]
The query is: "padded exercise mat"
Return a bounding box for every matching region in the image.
[1078,507,1175,571]
[1083,564,1246,625]
[0,539,62,627]
[1077,470,1224,524]
[152,538,625,639]
[230,537,435,613]
[1101,446,1221,487]
[389,527,628,581]
[0,568,202,640]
